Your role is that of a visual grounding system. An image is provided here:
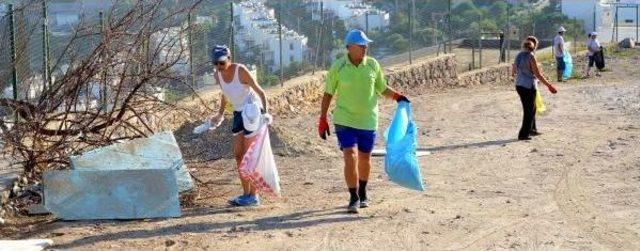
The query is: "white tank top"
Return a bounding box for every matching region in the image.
[217,64,251,112]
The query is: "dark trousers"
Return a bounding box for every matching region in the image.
[516,86,537,139]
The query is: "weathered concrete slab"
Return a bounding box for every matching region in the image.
[69,131,194,192]
[44,169,181,220]
[0,239,53,251]
[27,203,50,215]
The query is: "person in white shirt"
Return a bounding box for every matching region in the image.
[585,32,602,77]
[553,27,566,81]
[210,45,270,207]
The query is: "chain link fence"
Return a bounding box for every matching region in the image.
[0,1,46,102]
[1,0,587,103]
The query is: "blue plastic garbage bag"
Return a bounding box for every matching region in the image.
[563,51,573,80]
[384,101,425,191]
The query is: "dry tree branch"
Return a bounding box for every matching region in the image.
[0,0,211,179]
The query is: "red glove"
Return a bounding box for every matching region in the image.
[547,84,558,94]
[392,92,410,103]
[318,116,330,140]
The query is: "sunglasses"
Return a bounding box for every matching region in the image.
[347,45,368,49]
[214,61,227,66]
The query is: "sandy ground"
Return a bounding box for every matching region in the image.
[3,49,640,250]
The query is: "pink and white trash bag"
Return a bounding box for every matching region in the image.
[238,121,281,197]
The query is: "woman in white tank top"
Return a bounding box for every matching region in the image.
[210,45,269,207]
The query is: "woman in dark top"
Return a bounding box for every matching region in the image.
[511,40,555,140]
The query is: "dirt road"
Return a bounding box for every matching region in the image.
[5,50,640,250]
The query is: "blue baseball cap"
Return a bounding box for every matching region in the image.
[345,29,373,46]
[211,45,231,62]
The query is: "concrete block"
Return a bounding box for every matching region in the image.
[70,131,194,192]
[44,169,181,220]
[27,203,50,215]
[0,239,53,251]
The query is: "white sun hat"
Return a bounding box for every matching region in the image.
[242,93,262,132]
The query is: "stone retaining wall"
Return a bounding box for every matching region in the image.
[457,64,512,87]
[267,54,511,116]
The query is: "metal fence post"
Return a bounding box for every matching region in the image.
[8,4,18,102]
[365,12,369,34]
[593,4,597,32]
[573,34,578,56]
[42,0,51,90]
[314,1,324,75]
[471,44,475,70]
[447,0,453,53]
[99,11,107,109]
[229,1,236,58]
[278,0,283,86]
[613,5,620,43]
[530,7,536,37]
[636,5,639,42]
[409,0,414,64]
[188,11,195,87]
[499,32,505,63]
[479,35,483,69]
[312,25,318,75]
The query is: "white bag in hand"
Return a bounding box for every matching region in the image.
[193,121,212,134]
[238,124,281,197]
[193,116,224,135]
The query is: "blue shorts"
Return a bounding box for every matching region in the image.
[556,56,566,71]
[231,111,253,135]
[335,124,376,153]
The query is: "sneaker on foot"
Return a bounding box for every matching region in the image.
[228,194,248,206]
[347,202,359,213]
[530,131,542,136]
[360,198,369,208]
[236,194,260,207]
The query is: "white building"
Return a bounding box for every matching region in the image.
[562,0,639,42]
[234,0,309,71]
[48,1,114,30]
[151,26,191,77]
[234,0,309,72]
[311,0,390,31]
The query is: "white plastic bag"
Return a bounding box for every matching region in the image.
[238,123,281,197]
[193,116,224,135]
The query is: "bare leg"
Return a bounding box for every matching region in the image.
[233,134,253,195]
[357,151,372,182]
[343,147,358,189]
